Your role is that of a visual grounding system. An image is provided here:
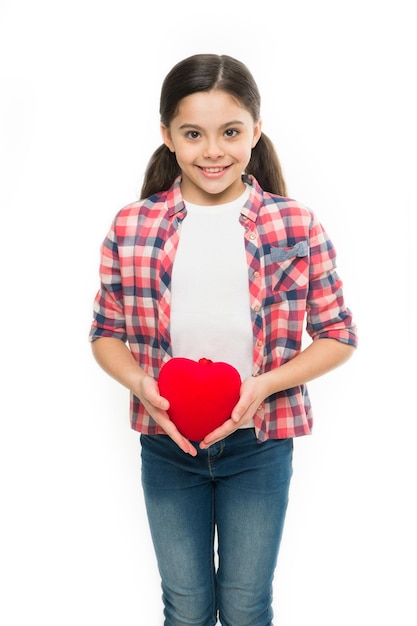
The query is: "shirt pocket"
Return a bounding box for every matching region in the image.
[264,240,309,304]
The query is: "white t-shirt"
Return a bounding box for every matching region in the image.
[170,185,253,386]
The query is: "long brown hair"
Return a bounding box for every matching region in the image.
[140,54,287,199]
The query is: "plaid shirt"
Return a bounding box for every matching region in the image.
[90,175,357,441]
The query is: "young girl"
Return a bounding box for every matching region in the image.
[89,54,357,626]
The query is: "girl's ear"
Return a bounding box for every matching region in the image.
[160,124,175,152]
[252,119,263,148]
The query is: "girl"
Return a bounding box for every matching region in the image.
[90,54,357,626]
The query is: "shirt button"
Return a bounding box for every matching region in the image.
[253,271,260,278]
[249,233,256,240]
[257,340,262,347]
[253,305,260,312]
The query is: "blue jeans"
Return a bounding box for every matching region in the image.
[141,429,293,626]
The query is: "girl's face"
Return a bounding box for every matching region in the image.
[161,90,262,205]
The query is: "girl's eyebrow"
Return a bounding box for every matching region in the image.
[178,120,245,131]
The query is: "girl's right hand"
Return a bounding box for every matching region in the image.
[138,375,198,456]
[90,338,197,455]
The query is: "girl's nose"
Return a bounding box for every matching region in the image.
[203,138,224,159]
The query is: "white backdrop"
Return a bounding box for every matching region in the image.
[1,1,415,624]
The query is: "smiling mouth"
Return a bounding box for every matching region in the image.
[198,165,230,173]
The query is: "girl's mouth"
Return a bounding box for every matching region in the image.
[198,165,230,177]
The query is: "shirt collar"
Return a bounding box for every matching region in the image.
[240,175,264,223]
[166,176,186,217]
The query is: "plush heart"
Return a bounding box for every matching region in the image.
[158,357,241,441]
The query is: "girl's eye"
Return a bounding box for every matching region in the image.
[186,131,200,139]
[224,128,239,138]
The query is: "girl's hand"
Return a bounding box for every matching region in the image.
[199,338,356,449]
[138,375,198,456]
[199,376,268,449]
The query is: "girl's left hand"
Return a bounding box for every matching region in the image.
[199,375,268,449]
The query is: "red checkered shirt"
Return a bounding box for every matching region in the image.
[90,175,358,441]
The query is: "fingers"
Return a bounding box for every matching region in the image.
[162,419,198,456]
[140,376,197,456]
[141,375,170,410]
[151,406,198,456]
[200,379,263,449]
[150,407,198,456]
[199,418,238,449]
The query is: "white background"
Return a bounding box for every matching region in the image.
[0,1,415,624]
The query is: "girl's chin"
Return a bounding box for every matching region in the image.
[181,173,244,204]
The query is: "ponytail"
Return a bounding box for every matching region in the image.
[140,144,180,199]
[246,133,287,197]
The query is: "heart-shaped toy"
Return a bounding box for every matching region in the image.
[158,357,241,441]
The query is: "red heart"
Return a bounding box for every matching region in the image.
[158,357,241,441]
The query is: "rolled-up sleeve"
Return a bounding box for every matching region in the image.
[89,221,127,343]
[306,216,358,347]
